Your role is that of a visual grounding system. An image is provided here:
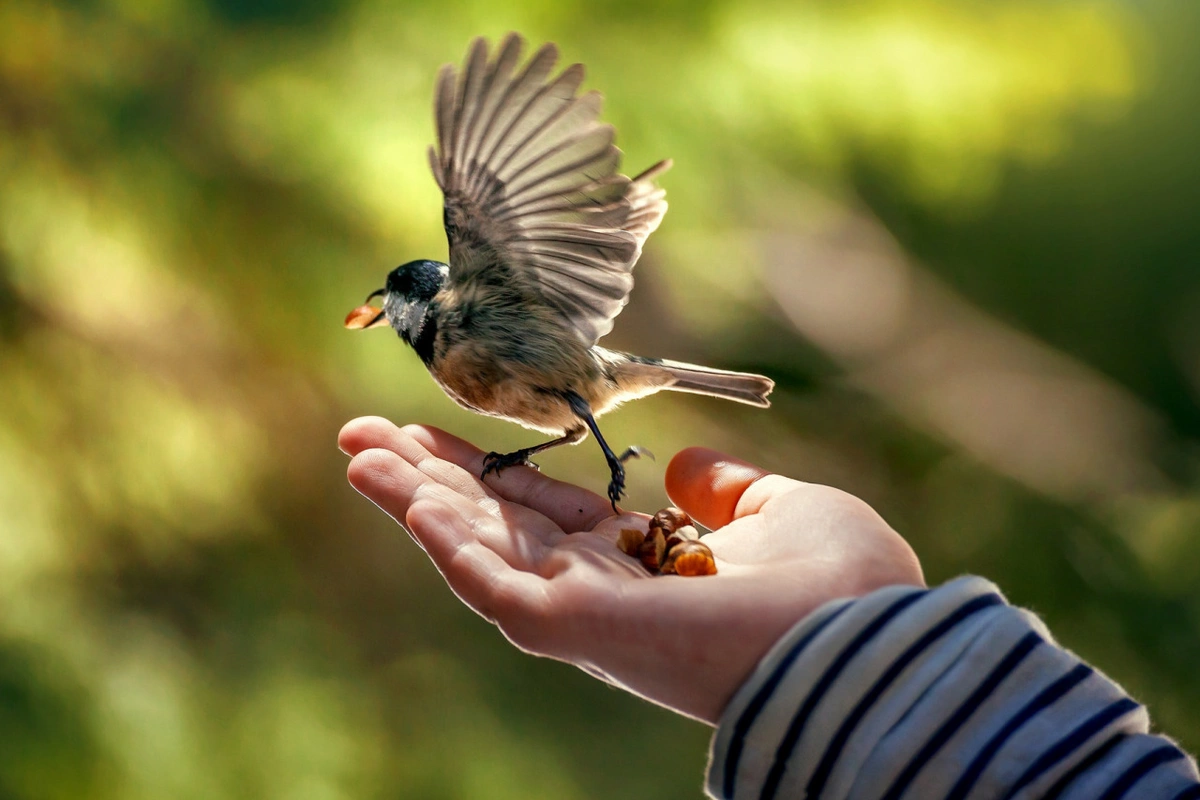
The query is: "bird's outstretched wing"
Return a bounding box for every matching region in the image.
[428,33,670,345]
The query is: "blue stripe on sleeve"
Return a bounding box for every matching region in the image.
[803,593,1005,798]
[946,663,1094,800]
[879,630,1042,800]
[1005,698,1140,798]
[720,601,853,798]
[1097,745,1186,800]
[758,590,927,800]
[1042,734,1128,800]
[1170,784,1200,800]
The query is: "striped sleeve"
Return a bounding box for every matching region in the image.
[705,576,1200,800]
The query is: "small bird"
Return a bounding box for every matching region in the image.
[346,33,773,509]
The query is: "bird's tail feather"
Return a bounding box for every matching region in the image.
[630,356,774,408]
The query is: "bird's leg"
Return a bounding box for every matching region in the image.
[565,391,650,512]
[481,427,587,480]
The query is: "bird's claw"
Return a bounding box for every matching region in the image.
[482,443,647,513]
[605,444,651,512]
[481,450,540,481]
[606,466,626,513]
[618,445,653,463]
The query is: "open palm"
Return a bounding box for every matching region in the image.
[339,417,924,724]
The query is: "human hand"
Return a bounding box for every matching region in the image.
[339,417,924,725]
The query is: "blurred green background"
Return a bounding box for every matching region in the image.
[2,0,1199,797]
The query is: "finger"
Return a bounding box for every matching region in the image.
[349,418,505,505]
[351,421,576,548]
[400,424,616,533]
[339,415,400,457]
[342,417,487,509]
[342,418,522,519]
[664,447,776,529]
[347,446,552,569]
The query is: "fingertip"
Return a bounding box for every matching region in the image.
[400,423,466,455]
[339,415,398,456]
[665,447,770,529]
[398,422,439,444]
[404,495,454,541]
[345,446,402,497]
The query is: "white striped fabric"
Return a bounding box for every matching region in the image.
[706,576,1200,800]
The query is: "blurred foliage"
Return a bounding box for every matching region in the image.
[1,0,1199,797]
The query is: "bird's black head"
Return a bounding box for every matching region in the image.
[385,259,447,303]
[379,259,448,360]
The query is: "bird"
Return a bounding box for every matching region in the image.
[345,33,774,510]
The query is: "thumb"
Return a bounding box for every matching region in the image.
[664,447,771,530]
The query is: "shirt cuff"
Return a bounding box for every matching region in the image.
[706,576,1199,799]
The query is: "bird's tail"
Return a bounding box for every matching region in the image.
[628,356,774,408]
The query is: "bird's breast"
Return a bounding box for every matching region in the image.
[424,329,594,435]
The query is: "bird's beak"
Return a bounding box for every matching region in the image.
[344,289,389,330]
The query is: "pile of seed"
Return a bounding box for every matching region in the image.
[617,507,717,576]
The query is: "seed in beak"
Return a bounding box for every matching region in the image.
[344,304,386,329]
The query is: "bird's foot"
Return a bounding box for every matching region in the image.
[605,445,653,512]
[481,450,542,481]
[605,462,626,511]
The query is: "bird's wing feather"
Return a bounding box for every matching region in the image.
[430,33,670,345]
